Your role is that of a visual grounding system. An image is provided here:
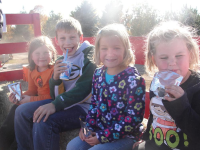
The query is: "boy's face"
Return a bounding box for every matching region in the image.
[56,29,83,56]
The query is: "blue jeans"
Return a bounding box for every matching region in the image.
[67,136,135,150]
[15,99,87,150]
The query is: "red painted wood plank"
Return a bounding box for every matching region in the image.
[0,42,28,54]
[144,92,150,119]
[6,14,34,25]
[32,14,42,36]
[0,69,23,81]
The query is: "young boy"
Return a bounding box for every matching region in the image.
[14,17,97,150]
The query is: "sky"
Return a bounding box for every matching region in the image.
[2,0,200,18]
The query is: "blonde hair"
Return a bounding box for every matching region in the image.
[55,17,83,38]
[28,36,57,71]
[94,23,135,67]
[145,21,199,74]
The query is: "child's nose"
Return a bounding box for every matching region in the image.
[64,38,71,45]
[168,57,176,66]
[107,49,114,55]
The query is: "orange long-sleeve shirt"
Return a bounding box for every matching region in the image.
[23,65,54,102]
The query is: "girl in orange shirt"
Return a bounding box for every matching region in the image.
[0,36,57,150]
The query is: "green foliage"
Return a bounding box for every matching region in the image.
[126,3,160,36]
[162,5,200,35]
[70,1,99,37]
[42,11,62,38]
[99,0,123,27]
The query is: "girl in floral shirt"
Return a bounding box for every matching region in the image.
[67,24,145,150]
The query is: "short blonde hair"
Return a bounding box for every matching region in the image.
[145,21,199,74]
[28,36,57,71]
[55,17,83,38]
[94,23,135,67]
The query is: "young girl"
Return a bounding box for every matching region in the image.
[0,36,57,150]
[142,21,200,150]
[67,24,145,150]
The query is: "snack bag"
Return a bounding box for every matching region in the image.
[150,71,183,98]
[7,82,22,101]
[79,115,92,137]
[60,50,73,80]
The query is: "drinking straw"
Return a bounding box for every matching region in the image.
[64,49,68,61]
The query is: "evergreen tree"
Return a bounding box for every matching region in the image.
[128,2,159,36]
[70,1,99,37]
[163,5,200,35]
[42,11,62,37]
[99,0,123,27]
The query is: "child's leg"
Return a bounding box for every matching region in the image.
[32,105,86,150]
[15,99,52,150]
[67,136,92,150]
[0,104,18,150]
[89,137,135,150]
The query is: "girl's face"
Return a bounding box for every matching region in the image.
[31,45,52,72]
[153,38,190,80]
[99,35,125,74]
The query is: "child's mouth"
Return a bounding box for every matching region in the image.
[64,48,73,53]
[106,59,116,62]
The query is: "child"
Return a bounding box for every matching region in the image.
[67,24,146,150]
[0,36,56,150]
[14,17,97,150]
[142,21,200,150]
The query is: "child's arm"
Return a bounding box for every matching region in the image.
[51,48,97,111]
[49,56,65,99]
[96,76,146,143]
[85,72,98,130]
[163,85,200,141]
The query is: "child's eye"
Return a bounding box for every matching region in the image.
[160,57,167,59]
[44,52,49,55]
[176,55,183,58]
[100,48,107,51]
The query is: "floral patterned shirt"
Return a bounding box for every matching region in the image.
[86,66,146,143]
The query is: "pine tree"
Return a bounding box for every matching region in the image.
[70,0,99,37]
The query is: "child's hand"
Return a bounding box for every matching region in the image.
[53,59,67,80]
[79,128,86,141]
[85,133,100,146]
[20,95,30,104]
[33,103,56,123]
[8,93,18,105]
[164,85,184,101]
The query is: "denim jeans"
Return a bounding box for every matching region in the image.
[15,99,87,150]
[67,136,135,150]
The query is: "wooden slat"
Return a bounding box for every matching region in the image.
[0,42,28,54]
[6,14,34,25]
[0,69,23,81]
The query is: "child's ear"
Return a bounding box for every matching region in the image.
[80,34,83,43]
[55,37,59,46]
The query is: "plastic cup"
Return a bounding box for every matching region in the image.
[60,61,73,80]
